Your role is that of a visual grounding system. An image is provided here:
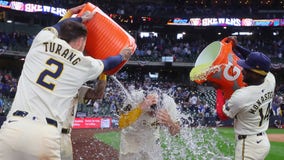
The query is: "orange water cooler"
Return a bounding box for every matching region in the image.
[78,2,137,75]
[190,38,246,120]
[190,38,245,100]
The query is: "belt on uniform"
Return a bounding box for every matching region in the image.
[238,132,263,140]
[61,128,71,134]
[13,110,58,128]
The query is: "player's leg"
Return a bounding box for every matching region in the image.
[0,117,61,160]
[244,133,270,160]
[40,123,61,160]
[235,138,243,160]
[0,119,25,160]
[60,133,73,160]
[235,134,270,160]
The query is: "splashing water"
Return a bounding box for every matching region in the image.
[109,75,132,102]
[108,76,234,160]
[160,126,234,160]
[109,76,164,111]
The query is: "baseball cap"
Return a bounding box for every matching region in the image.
[237,52,271,76]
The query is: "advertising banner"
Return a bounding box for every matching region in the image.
[73,117,112,129]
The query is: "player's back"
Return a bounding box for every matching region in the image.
[9,29,103,122]
[234,72,276,135]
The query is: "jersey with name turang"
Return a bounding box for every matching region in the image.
[223,72,275,135]
[9,28,104,123]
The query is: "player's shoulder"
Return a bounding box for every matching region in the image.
[265,72,276,84]
[42,27,58,36]
[233,86,250,95]
[229,87,252,102]
[34,27,58,43]
[83,56,104,67]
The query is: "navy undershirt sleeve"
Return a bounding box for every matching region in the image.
[102,54,124,72]
[234,44,251,59]
[52,17,82,33]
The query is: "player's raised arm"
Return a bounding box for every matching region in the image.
[101,47,132,72]
[59,4,86,21]
[52,10,95,34]
[119,94,158,129]
[46,3,95,36]
[84,74,108,101]
[224,36,250,59]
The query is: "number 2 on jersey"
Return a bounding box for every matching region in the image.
[258,102,271,127]
[36,58,63,90]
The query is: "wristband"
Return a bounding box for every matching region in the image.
[99,74,107,81]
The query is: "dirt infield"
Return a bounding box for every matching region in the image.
[71,128,284,160]
[72,128,119,160]
[268,134,284,142]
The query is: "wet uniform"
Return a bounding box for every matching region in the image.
[119,93,179,160]
[61,86,90,160]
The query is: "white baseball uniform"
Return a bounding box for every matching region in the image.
[0,27,103,159]
[60,86,90,160]
[223,72,275,160]
[119,93,179,160]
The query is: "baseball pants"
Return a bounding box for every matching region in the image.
[235,132,270,160]
[60,132,73,160]
[0,116,61,160]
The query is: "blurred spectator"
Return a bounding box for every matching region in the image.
[93,100,100,116]
[0,95,3,116]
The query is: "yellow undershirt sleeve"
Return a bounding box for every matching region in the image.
[59,10,73,21]
[118,105,142,129]
[98,73,107,81]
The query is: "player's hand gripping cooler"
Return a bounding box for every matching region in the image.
[77,2,137,75]
[190,38,246,120]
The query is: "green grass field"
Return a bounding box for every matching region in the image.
[94,127,284,160]
[217,128,284,160]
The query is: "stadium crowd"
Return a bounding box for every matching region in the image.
[1,0,283,62]
[1,31,283,63]
[1,68,284,128]
[0,0,283,128]
[133,34,283,63]
[0,31,34,52]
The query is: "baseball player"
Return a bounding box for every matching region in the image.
[0,4,132,160]
[57,5,108,160]
[119,90,180,160]
[221,37,276,160]
[60,74,107,160]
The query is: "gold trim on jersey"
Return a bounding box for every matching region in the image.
[43,27,58,36]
